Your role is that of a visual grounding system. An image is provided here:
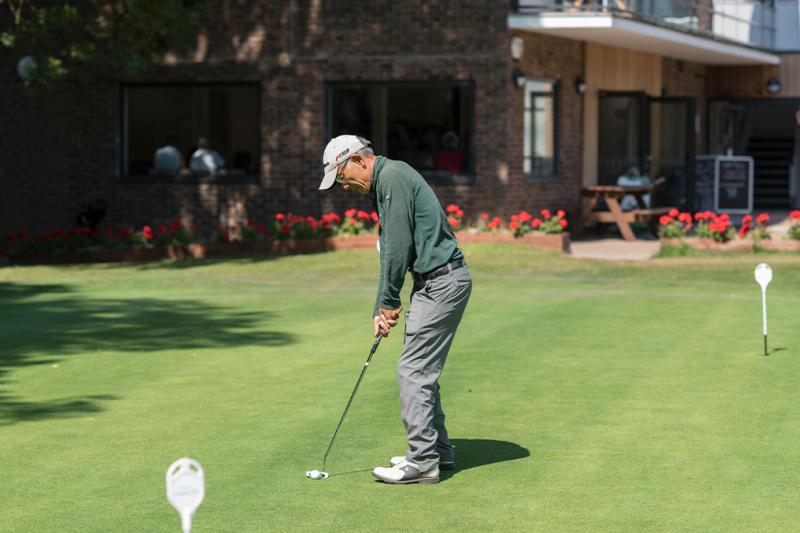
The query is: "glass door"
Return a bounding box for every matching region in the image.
[648,97,695,209]
[598,92,646,186]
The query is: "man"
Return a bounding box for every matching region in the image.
[153,136,182,175]
[319,134,472,484]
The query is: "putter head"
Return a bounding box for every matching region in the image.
[306,469,329,480]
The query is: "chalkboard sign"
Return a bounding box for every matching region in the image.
[694,156,716,212]
[714,156,753,214]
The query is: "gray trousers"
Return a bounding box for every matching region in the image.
[399,264,471,472]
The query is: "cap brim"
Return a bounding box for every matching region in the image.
[319,167,337,190]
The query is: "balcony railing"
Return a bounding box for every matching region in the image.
[511,0,777,50]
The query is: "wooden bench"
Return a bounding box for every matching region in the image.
[581,181,673,241]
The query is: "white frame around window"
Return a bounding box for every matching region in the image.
[523,78,558,180]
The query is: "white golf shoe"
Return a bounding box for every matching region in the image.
[390,455,455,471]
[372,458,439,484]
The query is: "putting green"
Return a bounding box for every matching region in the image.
[1,245,799,531]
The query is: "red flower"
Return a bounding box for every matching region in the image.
[308,219,319,230]
[556,210,566,219]
[559,218,568,229]
[456,208,464,218]
[256,223,267,234]
[247,218,255,227]
[171,219,182,231]
[446,204,460,214]
[142,226,154,240]
[158,224,169,234]
[275,213,285,221]
[357,210,371,220]
[509,222,519,231]
[349,219,357,226]
[756,213,770,225]
[790,210,800,221]
[742,215,753,224]
[371,211,379,223]
[532,218,542,229]
[659,215,671,225]
[519,211,532,223]
[480,213,489,221]
[280,225,290,234]
[540,209,552,220]
[344,208,357,218]
[448,217,459,229]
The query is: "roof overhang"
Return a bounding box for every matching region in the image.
[508,13,781,65]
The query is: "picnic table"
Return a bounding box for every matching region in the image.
[580,178,671,241]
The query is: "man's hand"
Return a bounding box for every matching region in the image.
[374,306,402,337]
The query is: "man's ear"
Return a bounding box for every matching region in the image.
[350,154,368,169]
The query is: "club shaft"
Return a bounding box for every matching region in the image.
[322,333,383,471]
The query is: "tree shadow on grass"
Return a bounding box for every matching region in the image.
[0,282,295,425]
[440,438,531,481]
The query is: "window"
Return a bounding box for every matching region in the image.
[123,84,260,178]
[523,79,558,180]
[327,82,474,184]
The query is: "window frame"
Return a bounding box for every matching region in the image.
[120,81,262,183]
[523,78,559,182]
[324,80,476,185]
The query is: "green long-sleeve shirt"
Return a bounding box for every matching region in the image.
[370,156,463,315]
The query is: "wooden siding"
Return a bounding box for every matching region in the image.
[582,43,663,185]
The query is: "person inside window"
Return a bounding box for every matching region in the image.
[190,137,225,175]
[153,136,183,175]
[434,130,464,175]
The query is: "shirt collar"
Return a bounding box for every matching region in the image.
[369,156,386,200]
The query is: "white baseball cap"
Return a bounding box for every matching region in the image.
[319,135,371,190]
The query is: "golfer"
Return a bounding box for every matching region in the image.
[319,134,472,484]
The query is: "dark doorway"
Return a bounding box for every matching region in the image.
[598,92,646,186]
[649,97,695,209]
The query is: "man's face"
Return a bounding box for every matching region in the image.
[336,155,371,194]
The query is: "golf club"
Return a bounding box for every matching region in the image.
[306,331,384,480]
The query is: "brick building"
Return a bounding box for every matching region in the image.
[1,1,799,235]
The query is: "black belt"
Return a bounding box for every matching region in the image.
[414,258,466,282]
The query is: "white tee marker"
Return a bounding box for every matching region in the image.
[754,263,772,356]
[166,458,205,533]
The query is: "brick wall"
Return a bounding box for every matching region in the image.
[507,31,584,217]
[0,1,591,236]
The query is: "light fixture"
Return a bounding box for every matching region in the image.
[574,75,587,95]
[512,68,526,89]
[16,55,37,81]
[510,36,524,61]
[766,78,781,94]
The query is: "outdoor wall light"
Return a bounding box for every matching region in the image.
[512,68,526,89]
[766,78,781,94]
[574,75,587,95]
[510,36,524,61]
[16,55,37,81]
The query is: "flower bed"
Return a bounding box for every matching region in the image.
[659,210,800,254]
[1,205,572,265]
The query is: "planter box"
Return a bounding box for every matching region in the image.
[754,239,800,252]
[456,231,570,253]
[661,238,753,252]
[329,234,379,251]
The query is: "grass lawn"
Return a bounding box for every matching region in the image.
[1,244,799,532]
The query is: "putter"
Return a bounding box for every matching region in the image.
[306,331,384,480]
[166,458,205,533]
